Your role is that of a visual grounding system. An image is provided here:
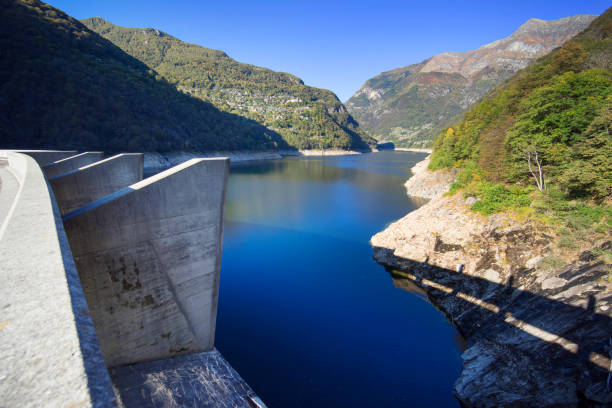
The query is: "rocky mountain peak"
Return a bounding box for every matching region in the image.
[420,14,597,79]
[513,14,597,37]
[346,13,598,148]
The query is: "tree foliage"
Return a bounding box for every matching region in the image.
[505,69,612,189]
[81,17,375,151]
[0,1,373,152]
[429,7,612,204]
[0,0,292,152]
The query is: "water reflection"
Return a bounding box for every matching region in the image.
[226,153,426,243]
[217,151,462,408]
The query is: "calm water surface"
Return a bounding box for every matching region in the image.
[216,151,462,407]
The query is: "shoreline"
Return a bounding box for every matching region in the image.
[143,147,435,176]
[403,155,458,200]
[370,158,612,407]
[394,147,433,153]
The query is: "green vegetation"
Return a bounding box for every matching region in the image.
[346,16,595,149]
[469,183,533,215]
[430,7,612,256]
[0,1,372,152]
[0,0,292,152]
[81,17,375,151]
[346,64,485,148]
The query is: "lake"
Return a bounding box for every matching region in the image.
[215,151,463,407]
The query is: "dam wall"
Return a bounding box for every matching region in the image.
[42,151,104,179]
[0,152,116,407]
[63,158,229,367]
[0,150,262,407]
[49,153,144,215]
[11,149,79,166]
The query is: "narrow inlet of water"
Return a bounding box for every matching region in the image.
[216,151,463,407]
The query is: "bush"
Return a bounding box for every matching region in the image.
[469,182,532,215]
[448,161,483,195]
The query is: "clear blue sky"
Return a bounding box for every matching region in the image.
[49,0,609,101]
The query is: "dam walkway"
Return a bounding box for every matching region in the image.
[0,150,265,408]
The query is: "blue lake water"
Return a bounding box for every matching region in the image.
[216,151,462,407]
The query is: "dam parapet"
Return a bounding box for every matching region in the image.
[49,153,144,215]
[42,152,105,179]
[0,150,264,407]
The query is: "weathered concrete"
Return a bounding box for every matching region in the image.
[0,152,116,407]
[42,151,104,179]
[110,349,265,408]
[64,158,229,367]
[49,153,144,215]
[0,159,19,229]
[3,149,79,166]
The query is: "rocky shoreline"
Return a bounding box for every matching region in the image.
[371,157,612,407]
[402,156,458,200]
[394,148,434,153]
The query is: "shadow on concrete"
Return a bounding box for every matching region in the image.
[373,246,612,405]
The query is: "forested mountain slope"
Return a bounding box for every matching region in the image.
[346,14,596,148]
[82,17,375,151]
[0,0,292,152]
[430,6,611,256]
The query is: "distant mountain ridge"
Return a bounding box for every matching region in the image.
[346,14,597,148]
[82,17,375,151]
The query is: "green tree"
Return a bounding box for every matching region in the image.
[505,69,612,185]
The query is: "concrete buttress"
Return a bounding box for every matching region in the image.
[42,152,104,179]
[49,153,144,215]
[63,158,229,367]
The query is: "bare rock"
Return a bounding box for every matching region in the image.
[403,156,458,200]
[371,171,612,406]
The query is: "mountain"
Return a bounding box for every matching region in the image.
[0,0,294,152]
[81,17,375,151]
[429,6,611,227]
[346,14,597,148]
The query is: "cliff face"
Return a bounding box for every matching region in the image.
[371,160,612,407]
[346,14,596,148]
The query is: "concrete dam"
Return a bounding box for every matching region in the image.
[0,150,266,407]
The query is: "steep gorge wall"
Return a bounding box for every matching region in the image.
[371,158,612,407]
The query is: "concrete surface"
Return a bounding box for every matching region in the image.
[42,152,104,179]
[0,161,19,231]
[2,150,78,166]
[63,158,229,367]
[110,349,265,408]
[49,153,144,215]
[0,152,116,407]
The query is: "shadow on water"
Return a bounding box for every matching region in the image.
[375,248,612,404]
